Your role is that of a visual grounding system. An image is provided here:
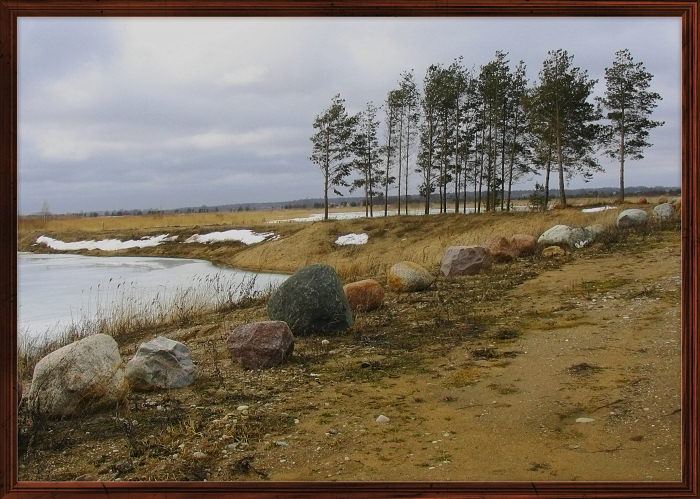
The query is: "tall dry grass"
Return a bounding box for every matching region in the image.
[17,273,278,382]
[228,207,625,281]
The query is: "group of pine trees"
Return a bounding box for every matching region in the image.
[309,48,663,221]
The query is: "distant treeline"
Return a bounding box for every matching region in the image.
[38,186,679,218]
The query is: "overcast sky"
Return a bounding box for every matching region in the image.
[18,17,681,215]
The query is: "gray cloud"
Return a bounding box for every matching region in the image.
[18,17,680,214]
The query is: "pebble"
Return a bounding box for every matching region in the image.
[236,405,249,411]
[321,339,330,346]
[192,451,207,459]
[275,441,288,447]
[575,417,595,423]
[376,415,390,423]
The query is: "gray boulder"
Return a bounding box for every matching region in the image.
[125,336,196,391]
[387,261,436,291]
[652,202,674,220]
[227,321,294,369]
[538,225,592,248]
[617,208,648,228]
[27,334,128,418]
[267,264,353,335]
[440,246,492,277]
[585,224,607,240]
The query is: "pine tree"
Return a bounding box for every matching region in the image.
[597,49,664,202]
[351,102,383,217]
[310,94,357,220]
[529,49,601,207]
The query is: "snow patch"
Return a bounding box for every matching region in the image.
[581,206,617,213]
[36,234,177,251]
[335,233,369,246]
[185,229,274,245]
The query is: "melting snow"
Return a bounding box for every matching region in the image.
[335,233,369,246]
[185,229,274,245]
[36,234,177,251]
[581,206,617,213]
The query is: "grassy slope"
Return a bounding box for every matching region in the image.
[19,205,626,280]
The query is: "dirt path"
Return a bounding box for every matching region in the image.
[251,239,682,481]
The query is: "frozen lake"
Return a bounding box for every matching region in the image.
[17,253,288,343]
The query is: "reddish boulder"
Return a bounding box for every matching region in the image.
[343,279,384,311]
[440,246,492,277]
[510,234,537,256]
[484,236,519,262]
[637,197,648,204]
[227,321,294,369]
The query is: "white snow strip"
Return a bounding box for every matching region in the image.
[581,206,617,213]
[185,229,274,245]
[335,233,369,246]
[36,234,178,251]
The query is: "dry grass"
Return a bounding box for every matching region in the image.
[19,204,636,281]
[17,274,275,382]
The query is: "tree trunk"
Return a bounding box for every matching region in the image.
[397,112,403,215]
[618,116,626,203]
[384,117,392,217]
[324,134,330,221]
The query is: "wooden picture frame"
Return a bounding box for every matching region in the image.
[1,1,697,497]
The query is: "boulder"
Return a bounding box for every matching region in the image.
[484,237,519,262]
[542,246,566,258]
[388,261,435,291]
[343,279,384,311]
[584,224,607,240]
[227,321,294,369]
[440,246,492,277]
[657,196,668,204]
[538,225,591,248]
[267,264,353,335]
[510,234,537,256]
[652,202,674,220]
[125,336,196,391]
[638,197,648,204]
[27,334,128,418]
[617,208,648,228]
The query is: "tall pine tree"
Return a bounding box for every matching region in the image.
[310,94,356,220]
[597,49,664,202]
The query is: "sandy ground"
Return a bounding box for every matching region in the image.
[18,232,681,482]
[253,238,682,481]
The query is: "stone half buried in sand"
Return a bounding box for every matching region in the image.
[542,245,567,258]
[440,246,492,277]
[125,336,196,391]
[387,261,435,291]
[267,264,353,335]
[227,320,294,369]
[343,279,385,311]
[27,333,128,418]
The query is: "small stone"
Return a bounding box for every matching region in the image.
[275,441,288,447]
[321,340,330,346]
[236,405,249,411]
[192,451,207,459]
[376,415,390,423]
[575,417,595,423]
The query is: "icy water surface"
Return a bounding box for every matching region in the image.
[17,252,288,343]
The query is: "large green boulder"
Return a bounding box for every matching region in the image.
[267,264,353,335]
